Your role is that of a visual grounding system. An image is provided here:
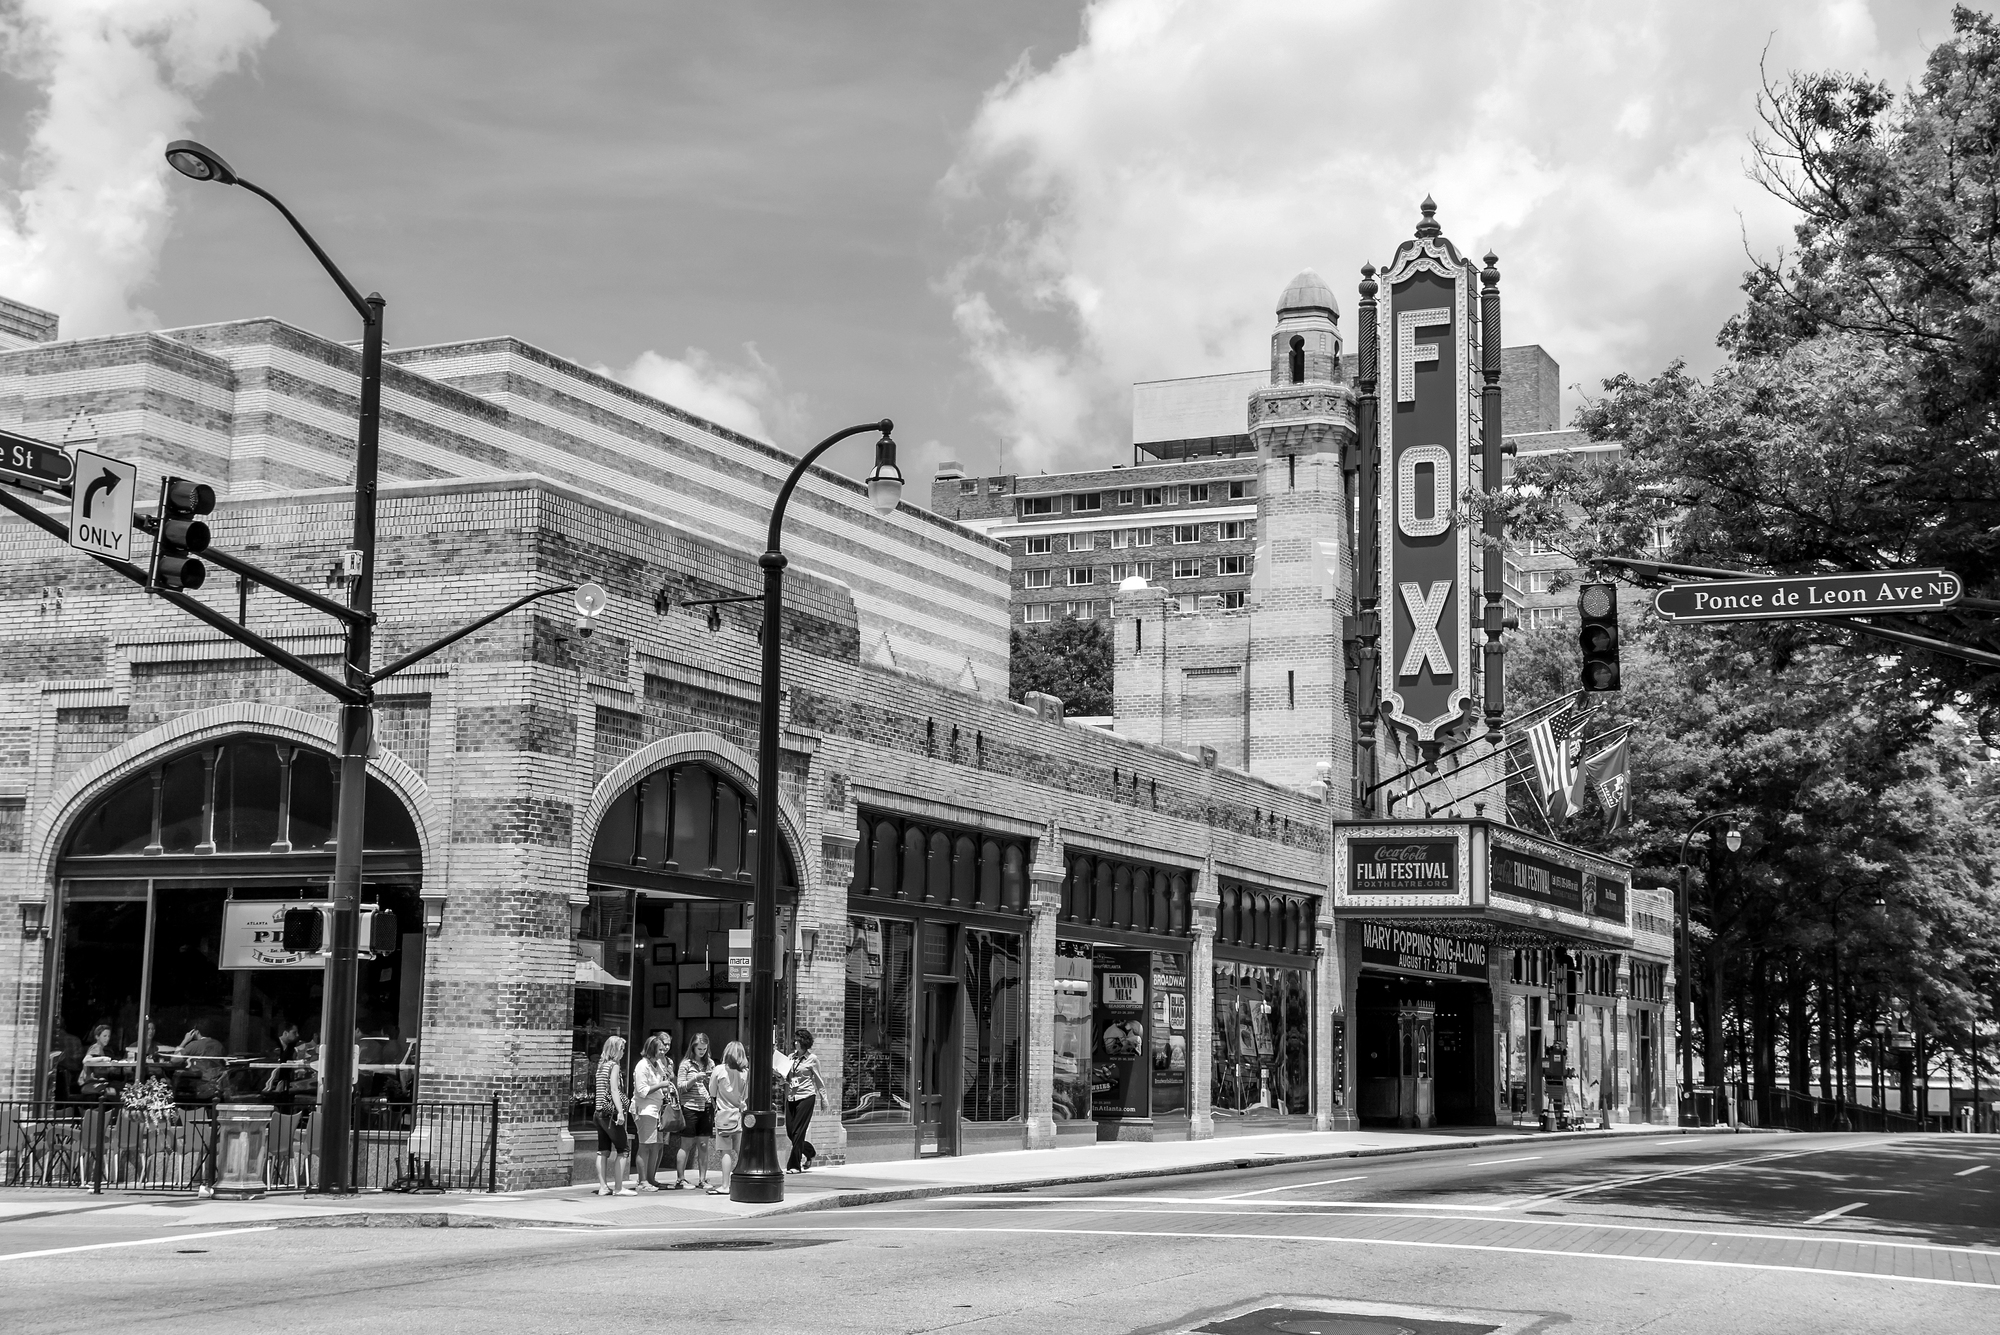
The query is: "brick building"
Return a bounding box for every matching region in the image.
[0,309,1345,1187]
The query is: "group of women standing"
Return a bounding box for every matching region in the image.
[592,1027,824,1196]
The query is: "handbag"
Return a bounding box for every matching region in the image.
[655,1060,686,1134]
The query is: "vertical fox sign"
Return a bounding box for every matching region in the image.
[1376,198,1478,744]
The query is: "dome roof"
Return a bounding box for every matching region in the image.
[1276,268,1338,317]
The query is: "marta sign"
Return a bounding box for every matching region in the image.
[1654,569,1963,623]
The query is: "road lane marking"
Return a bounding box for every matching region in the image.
[1511,1142,1857,1207]
[0,1226,277,1263]
[834,1204,2000,1256]
[1217,1176,1366,1200]
[963,1194,1514,1211]
[544,1222,2000,1289]
[1956,1165,1988,1177]
[1805,1202,1868,1225]
[1469,1156,1541,1167]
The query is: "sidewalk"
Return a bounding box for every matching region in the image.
[0,1122,1764,1232]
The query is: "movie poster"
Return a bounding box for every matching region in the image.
[1092,949,1152,1119]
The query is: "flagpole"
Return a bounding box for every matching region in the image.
[1366,687,1586,800]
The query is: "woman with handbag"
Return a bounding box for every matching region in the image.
[592,1035,633,1196]
[631,1032,677,1191]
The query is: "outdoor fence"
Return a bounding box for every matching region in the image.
[1762,1087,1923,1133]
[1,1097,498,1193]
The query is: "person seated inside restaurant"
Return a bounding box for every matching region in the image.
[176,1025,227,1103]
[80,1023,119,1099]
[263,1024,320,1107]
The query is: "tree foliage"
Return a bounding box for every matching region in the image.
[1009,616,1112,715]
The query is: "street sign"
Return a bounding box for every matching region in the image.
[727,928,751,983]
[0,428,73,489]
[66,448,136,563]
[1653,568,1963,623]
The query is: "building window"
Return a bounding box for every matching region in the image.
[1142,488,1164,507]
[988,479,1007,495]
[958,479,977,495]
[1173,524,1199,544]
[1110,529,1128,549]
[1068,532,1096,553]
[1175,595,1197,612]
[1023,604,1051,623]
[1228,480,1252,500]
[1219,521,1245,541]
[1188,484,1209,503]
[1217,555,1246,576]
[1112,562,1156,582]
[1023,536,1051,555]
[1064,600,1097,619]
[844,917,915,1124]
[1524,537,1555,555]
[1220,591,1247,609]
[1132,528,1153,548]
[1072,492,1102,512]
[1172,558,1200,579]
[1067,567,1093,586]
[1526,570,1557,594]
[1117,489,1135,505]
[1020,496,1055,517]
[961,930,1025,1122]
[1024,569,1051,589]
[1646,524,1676,553]
[1529,606,1563,629]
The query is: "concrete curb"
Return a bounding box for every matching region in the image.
[747,1124,1776,1219]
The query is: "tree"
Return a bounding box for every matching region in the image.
[1009,616,1112,715]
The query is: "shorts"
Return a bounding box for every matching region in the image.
[712,1129,741,1159]
[679,1105,714,1138]
[636,1113,659,1146]
[594,1109,628,1154]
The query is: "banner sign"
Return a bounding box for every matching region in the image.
[1349,839,1458,895]
[1491,844,1585,914]
[1377,214,1477,741]
[219,900,323,970]
[1092,949,1152,1120]
[1586,873,1627,925]
[1654,569,1962,623]
[1359,922,1489,979]
[1149,953,1188,1116]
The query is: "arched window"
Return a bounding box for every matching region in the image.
[1289,333,1306,384]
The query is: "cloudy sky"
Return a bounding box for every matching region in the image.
[0,0,1961,490]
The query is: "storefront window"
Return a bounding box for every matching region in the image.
[844,916,913,1123]
[961,930,1023,1122]
[1052,941,1092,1122]
[1150,952,1189,1116]
[1212,961,1310,1115]
[570,887,632,1130]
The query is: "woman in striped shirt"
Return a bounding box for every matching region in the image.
[593,1035,633,1196]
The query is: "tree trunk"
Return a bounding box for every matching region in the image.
[1787,960,1810,1096]
[1816,977,1833,1101]
[1704,956,1726,1090]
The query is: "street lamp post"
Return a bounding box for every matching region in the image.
[1676,813,1739,1125]
[734,419,901,1204]
[166,139,380,1191]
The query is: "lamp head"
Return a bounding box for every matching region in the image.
[866,420,903,514]
[1871,889,1887,910]
[164,139,237,186]
[1724,827,1742,853]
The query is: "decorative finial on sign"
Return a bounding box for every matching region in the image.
[1482,251,1500,286]
[1416,195,1440,238]
[1358,262,1377,300]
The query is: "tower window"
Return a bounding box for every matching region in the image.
[1290,334,1306,384]
[1288,670,1295,709]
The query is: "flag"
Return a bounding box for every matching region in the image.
[1526,701,1586,821]
[1582,731,1633,833]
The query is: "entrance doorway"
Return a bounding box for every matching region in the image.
[1356,972,1495,1128]
[915,977,960,1156]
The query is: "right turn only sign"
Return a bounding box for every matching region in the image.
[66,448,137,563]
[1653,568,1963,623]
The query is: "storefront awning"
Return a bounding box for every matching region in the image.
[1331,818,1634,951]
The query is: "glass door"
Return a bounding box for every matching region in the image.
[915,978,960,1156]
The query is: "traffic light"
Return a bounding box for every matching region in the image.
[1577,581,1620,691]
[149,476,214,591]
[281,906,325,953]
[363,908,399,955]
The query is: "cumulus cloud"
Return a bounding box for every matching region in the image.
[0,0,276,335]
[942,0,1933,472]
[609,343,800,444]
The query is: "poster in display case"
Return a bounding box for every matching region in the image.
[1052,941,1093,1122]
[1150,952,1188,1116]
[1092,948,1152,1119]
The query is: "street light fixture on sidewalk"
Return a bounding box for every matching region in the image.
[735,419,900,1204]
[1676,813,1739,1125]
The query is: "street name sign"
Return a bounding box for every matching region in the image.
[0,428,73,490]
[66,448,136,562]
[1654,568,1963,623]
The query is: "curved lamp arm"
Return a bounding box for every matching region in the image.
[765,419,898,554]
[1678,811,1739,869]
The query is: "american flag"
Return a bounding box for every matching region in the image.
[1526,699,1587,821]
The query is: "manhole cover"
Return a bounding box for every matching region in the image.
[1197,1310,1497,1335]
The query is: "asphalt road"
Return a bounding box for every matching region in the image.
[2,1133,1995,1334]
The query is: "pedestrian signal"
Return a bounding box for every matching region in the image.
[149,476,214,592]
[281,906,325,953]
[1577,581,1621,691]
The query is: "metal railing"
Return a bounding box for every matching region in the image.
[1758,1088,1923,1133]
[1,1097,499,1193]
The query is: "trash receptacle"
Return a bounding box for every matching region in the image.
[212,1103,273,1199]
